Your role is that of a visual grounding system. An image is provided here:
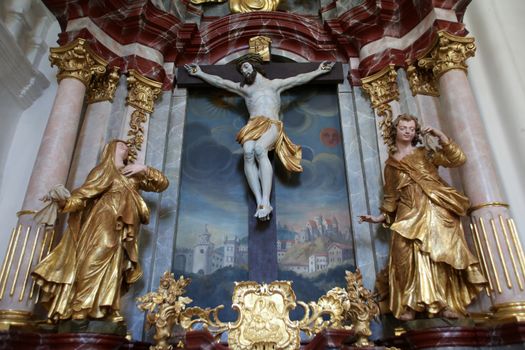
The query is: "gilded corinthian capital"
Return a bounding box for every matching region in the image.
[418,31,476,79]
[361,64,399,153]
[361,64,399,109]
[406,63,439,97]
[87,66,120,104]
[126,70,162,114]
[49,38,107,86]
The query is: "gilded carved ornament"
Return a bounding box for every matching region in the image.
[87,66,121,104]
[418,31,476,79]
[190,0,280,13]
[137,269,379,350]
[137,272,193,350]
[406,63,439,97]
[361,64,399,153]
[125,70,162,162]
[230,0,280,12]
[126,110,148,163]
[49,38,107,86]
[249,36,272,62]
[126,69,162,114]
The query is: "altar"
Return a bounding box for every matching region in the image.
[0,1,524,349]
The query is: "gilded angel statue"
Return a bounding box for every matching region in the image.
[359,114,486,320]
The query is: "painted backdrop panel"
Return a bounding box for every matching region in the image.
[173,85,355,321]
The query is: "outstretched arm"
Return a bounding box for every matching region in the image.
[274,61,335,93]
[185,63,244,96]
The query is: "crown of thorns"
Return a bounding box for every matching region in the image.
[235,53,264,71]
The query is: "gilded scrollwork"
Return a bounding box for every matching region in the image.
[139,272,378,350]
[87,66,121,104]
[126,109,148,163]
[49,38,107,86]
[361,64,399,154]
[137,272,193,350]
[418,31,476,79]
[343,269,379,347]
[125,70,162,162]
[406,63,439,97]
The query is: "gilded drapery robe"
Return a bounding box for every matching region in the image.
[32,140,169,320]
[379,141,486,318]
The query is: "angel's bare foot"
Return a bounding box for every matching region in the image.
[398,309,415,321]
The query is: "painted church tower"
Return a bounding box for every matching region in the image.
[192,225,215,275]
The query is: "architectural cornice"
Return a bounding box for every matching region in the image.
[41,0,474,88]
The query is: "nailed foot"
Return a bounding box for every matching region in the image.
[255,204,273,221]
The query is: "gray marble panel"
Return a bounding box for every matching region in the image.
[336,0,366,16]
[105,75,129,142]
[352,88,390,272]
[338,65,375,290]
[396,68,419,116]
[490,345,525,350]
[136,88,187,341]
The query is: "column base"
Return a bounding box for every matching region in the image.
[0,309,32,330]
[490,301,525,323]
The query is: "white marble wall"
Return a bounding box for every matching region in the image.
[0,18,60,263]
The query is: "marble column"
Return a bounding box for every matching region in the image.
[67,67,120,189]
[0,38,106,328]
[420,30,525,322]
[361,64,400,171]
[405,63,461,189]
[121,69,162,164]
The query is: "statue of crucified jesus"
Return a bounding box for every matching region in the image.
[185,54,334,220]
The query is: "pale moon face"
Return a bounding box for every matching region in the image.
[320,128,340,147]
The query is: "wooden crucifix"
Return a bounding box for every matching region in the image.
[177,58,343,282]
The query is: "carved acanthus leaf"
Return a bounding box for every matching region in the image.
[49,38,107,86]
[87,66,120,104]
[418,31,476,79]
